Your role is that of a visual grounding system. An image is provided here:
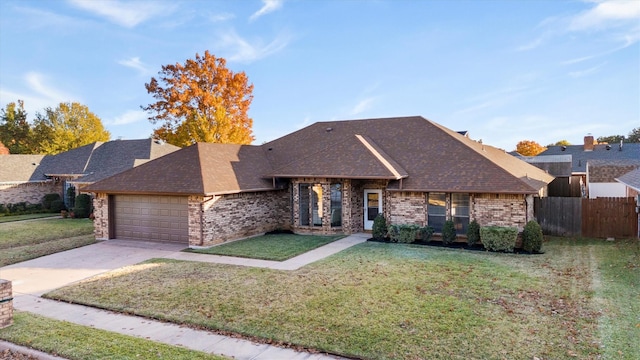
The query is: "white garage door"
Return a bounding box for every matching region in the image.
[113,195,189,243]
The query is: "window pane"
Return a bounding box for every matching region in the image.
[428,192,446,232]
[312,184,323,227]
[330,183,342,227]
[367,192,379,221]
[299,184,310,226]
[452,193,470,234]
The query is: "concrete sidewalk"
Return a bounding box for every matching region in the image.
[15,295,342,360]
[1,233,369,360]
[163,233,369,270]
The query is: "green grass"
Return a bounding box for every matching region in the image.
[186,233,344,261]
[0,213,58,223]
[0,218,96,266]
[0,312,228,360]
[46,237,639,359]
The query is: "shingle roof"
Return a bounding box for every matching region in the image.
[616,168,640,192]
[84,143,274,195]
[84,116,554,196]
[514,155,572,177]
[538,143,640,173]
[265,116,553,194]
[0,139,180,184]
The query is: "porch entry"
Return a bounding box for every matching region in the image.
[364,189,382,230]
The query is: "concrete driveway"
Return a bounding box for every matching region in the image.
[0,240,185,296]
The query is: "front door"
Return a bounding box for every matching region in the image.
[364,190,382,230]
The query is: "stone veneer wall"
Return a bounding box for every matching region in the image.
[0,181,60,205]
[0,279,12,329]
[92,193,110,240]
[471,193,527,230]
[193,190,290,247]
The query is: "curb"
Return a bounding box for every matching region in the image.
[0,340,67,360]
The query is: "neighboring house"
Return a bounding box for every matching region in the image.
[615,168,640,198]
[538,135,640,197]
[0,139,180,206]
[513,155,575,197]
[615,168,640,238]
[587,160,640,199]
[85,116,554,247]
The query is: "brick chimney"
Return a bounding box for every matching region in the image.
[583,135,595,151]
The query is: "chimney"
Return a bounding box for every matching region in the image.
[583,135,595,151]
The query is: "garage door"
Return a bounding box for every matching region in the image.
[113,195,189,243]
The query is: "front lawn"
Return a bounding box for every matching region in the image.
[0,312,228,360]
[0,218,96,266]
[0,213,57,223]
[186,233,344,261]
[45,237,639,359]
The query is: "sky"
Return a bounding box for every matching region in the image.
[0,0,638,151]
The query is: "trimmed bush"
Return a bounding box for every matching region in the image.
[397,224,420,243]
[442,220,456,245]
[466,219,480,246]
[420,226,435,243]
[73,194,92,218]
[372,214,387,241]
[43,193,62,210]
[522,220,543,253]
[51,200,65,213]
[480,226,518,252]
[387,224,400,242]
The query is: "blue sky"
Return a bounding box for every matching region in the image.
[1,0,638,151]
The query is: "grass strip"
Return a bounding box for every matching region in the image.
[0,213,58,223]
[47,240,611,359]
[186,233,344,261]
[0,235,98,267]
[0,312,228,360]
[595,238,640,359]
[0,218,94,250]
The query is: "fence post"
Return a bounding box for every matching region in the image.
[0,279,13,329]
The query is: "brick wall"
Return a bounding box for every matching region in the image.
[196,190,290,247]
[0,279,12,329]
[589,163,640,183]
[472,193,527,230]
[0,181,60,205]
[388,191,426,225]
[92,193,109,240]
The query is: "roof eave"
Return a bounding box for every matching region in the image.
[269,174,406,180]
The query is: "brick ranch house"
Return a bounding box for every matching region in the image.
[84,116,554,247]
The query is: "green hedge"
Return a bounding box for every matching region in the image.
[442,220,456,245]
[466,219,480,246]
[388,224,421,243]
[522,220,543,253]
[372,214,387,241]
[73,194,92,218]
[480,226,518,252]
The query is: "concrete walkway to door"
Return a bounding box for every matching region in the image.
[0,233,369,360]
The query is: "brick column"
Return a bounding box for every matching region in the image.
[0,279,13,329]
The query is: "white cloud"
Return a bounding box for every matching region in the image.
[109,109,147,125]
[568,62,606,77]
[218,30,290,63]
[67,0,176,28]
[0,72,79,116]
[117,57,151,75]
[249,0,283,21]
[350,97,376,116]
[569,0,640,31]
[210,12,235,22]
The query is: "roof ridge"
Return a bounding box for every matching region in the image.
[428,120,553,192]
[355,134,407,179]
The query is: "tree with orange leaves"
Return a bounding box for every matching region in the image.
[515,140,546,156]
[143,51,254,147]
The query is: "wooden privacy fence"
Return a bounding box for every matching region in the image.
[534,197,638,238]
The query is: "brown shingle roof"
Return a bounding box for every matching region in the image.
[265,116,553,194]
[85,116,554,196]
[83,143,274,195]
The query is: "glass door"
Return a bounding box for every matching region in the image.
[364,189,382,230]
